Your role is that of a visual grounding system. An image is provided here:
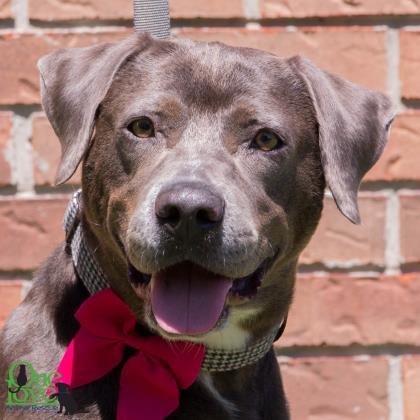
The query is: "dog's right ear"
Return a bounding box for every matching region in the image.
[289,56,394,224]
[38,33,151,185]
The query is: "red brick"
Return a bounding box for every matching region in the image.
[279,274,420,347]
[0,281,23,328]
[1,29,387,105]
[28,0,133,21]
[0,112,13,187]
[400,192,420,264]
[400,31,420,100]
[170,0,243,18]
[300,194,386,267]
[32,114,81,186]
[0,30,129,105]
[0,0,11,19]
[178,28,387,91]
[280,356,388,420]
[366,112,420,181]
[402,356,420,420]
[28,0,244,21]
[262,0,420,18]
[0,196,69,271]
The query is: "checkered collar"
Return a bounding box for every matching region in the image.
[64,190,285,372]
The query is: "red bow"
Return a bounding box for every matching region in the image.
[55,288,205,419]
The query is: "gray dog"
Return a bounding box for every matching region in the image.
[0,33,393,419]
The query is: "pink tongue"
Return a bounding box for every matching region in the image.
[151,262,233,335]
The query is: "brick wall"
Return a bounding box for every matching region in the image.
[0,1,419,418]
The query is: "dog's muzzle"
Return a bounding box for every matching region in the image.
[63,190,287,372]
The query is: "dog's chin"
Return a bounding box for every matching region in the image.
[127,258,271,339]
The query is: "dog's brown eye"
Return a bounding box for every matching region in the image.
[253,130,282,152]
[128,117,155,138]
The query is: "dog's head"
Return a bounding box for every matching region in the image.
[38,33,393,348]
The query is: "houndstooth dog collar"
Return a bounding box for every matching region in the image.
[64,190,285,372]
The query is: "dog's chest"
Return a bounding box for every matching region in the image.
[199,372,238,415]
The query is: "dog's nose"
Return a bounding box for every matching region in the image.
[155,182,225,237]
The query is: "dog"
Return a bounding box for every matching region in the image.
[0,33,393,419]
[49,383,79,416]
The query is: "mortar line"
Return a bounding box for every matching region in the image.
[385,191,401,274]
[386,28,404,112]
[0,26,129,36]
[3,20,420,35]
[276,345,420,358]
[20,16,420,29]
[388,356,404,420]
[11,0,29,31]
[384,33,404,306]
[243,0,261,20]
[21,280,33,299]
[11,113,34,195]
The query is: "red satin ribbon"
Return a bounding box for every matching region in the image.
[55,288,205,419]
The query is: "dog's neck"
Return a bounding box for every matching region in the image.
[64,190,285,373]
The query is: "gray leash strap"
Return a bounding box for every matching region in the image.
[133,0,171,39]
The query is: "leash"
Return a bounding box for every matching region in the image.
[133,0,171,39]
[64,190,287,372]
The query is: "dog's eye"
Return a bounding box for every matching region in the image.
[253,130,282,152]
[128,117,155,138]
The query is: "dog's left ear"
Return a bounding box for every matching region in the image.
[289,56,394,224]
[38,33,152,185]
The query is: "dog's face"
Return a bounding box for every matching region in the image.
[38,34,393,347]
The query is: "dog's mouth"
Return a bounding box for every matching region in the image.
[128,260,269,336]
